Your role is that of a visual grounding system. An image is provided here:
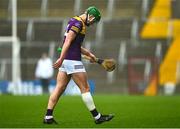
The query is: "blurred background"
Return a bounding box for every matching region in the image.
[0,0,180,95]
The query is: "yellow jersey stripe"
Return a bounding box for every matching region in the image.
[73,16,86,35]
[71,26,80,33]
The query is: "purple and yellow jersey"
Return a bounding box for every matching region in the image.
[63,16,86,61]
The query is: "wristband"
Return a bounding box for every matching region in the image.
[57,47,62,53]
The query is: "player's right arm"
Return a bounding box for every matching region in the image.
[53,30,77,68]
[81,47,97,63]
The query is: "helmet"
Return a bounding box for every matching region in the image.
[86,6,101,23]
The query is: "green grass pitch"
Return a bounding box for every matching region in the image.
[0,94,180,128]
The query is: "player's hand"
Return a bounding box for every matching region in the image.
[89,53,97,63]
[53,58,62,69]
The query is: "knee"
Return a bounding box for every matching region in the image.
[80,85,90,93]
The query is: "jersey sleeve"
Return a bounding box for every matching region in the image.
[69,21,82,34]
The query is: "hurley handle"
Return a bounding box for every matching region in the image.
[82,55,103,64]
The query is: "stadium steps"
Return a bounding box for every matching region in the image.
[116,66,129,82]
[113,0,142,19]
[21,42,49,59]
[20,42,50,80]
[0,0,9,19]
[0,20,11,36]
[140,0,180,87]
[88,68,128,93]
[140,0,171,38]
[94,43,119,58]
[87,64,107,79]
[33,21,63,42]
[21,63,36,80]
[95,82,127,93]
[17,0,42,18]
[173,20,180,38]
[127,42,157,57]
[85,24,97,41]
[81,0,108,17]
[0,20,63,42]
[17,21,28,41]
[172,0,180,18]
[103,19,133,41]
[47,0,75,18]
[0,44,12,58]
[159,37,180,85]
[85,40,128,92]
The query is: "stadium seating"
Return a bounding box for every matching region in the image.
[17,21,28,41]
[113,0,142,19]
[0,0,9,19]
[0,20,12,36]
[85,24,97,41]
[0,43,12,59]
[17,0,42,18]
[33,20,63,41]
[20,42,50,80]
[47,0,75,18]
[81,0,108,17]
[103,19,133,41]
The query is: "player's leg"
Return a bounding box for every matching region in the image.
[44,71,71,124]
[72,72,114,124]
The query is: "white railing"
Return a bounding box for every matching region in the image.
[141,0,149,20]
[131,18,139,47]
[0,60,7,80]
[41,0,48,17]
[107,0,115,19]
[118,41,127,71]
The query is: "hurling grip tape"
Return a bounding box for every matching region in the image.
[96,58,104,64]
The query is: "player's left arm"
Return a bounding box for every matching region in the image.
[81,47,96,63]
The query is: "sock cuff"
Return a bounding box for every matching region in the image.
[45,115,53,119]
[94,113,101,120]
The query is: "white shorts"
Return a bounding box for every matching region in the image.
[59,59,86,75]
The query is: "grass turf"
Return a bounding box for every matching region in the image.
[0,94,180,128]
